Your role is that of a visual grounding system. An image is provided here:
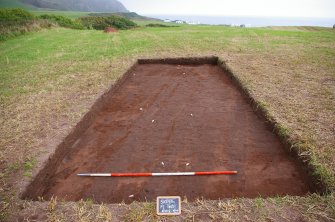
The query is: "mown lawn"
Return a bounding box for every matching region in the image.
[0,25,334,221]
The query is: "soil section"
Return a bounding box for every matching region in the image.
[23,60,314,203]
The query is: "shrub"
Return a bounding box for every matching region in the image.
[78,15,137,30]
[0,8,35,22]
[0,8,42,41]
[39,14,84,29]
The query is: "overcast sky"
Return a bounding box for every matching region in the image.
[119,0,335,18]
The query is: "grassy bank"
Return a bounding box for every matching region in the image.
[31,10,90,19]
[0,24,334,221]
[0,8,139,41]
[0,8,81,41]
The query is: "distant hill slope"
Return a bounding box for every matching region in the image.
[0,0,35,9]
[19,0,128,12]
[89,12,161,21]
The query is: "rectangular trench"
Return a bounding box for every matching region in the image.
[22,57,316,203]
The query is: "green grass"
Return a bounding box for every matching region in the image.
[133,19,182,27]
[1,26,333,100]
[0,24,334,220]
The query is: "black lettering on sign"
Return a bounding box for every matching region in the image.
[156,196,181,215]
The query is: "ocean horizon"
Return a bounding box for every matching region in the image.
[145,14,335,27]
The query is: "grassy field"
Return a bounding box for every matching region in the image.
[133,19,180,26]
[0,24,334,221]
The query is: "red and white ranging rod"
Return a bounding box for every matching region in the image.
[77,171,238,177]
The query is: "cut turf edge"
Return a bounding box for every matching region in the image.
[20,61,140,200]
[20,56,332,202]
[217,57,334,194]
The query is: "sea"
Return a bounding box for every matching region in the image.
[145,14,335,27]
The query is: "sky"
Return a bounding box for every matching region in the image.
[119,0,335,18]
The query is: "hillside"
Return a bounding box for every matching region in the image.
[89,12,161,21]
[0,0,35,9]
[19,0,128,12]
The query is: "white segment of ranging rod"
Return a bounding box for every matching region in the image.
[77,173,111,177]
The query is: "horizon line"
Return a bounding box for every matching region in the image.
[140,13,335,19]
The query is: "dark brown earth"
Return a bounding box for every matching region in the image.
[104,27,118,33]
[23,62,314,203]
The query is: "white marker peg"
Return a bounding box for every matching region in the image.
[190,113,193,117]
[161,162,165,166]
[139,107,143,111]
[129,194,134,198]
[186,163,190,166]
[152,120,155,123]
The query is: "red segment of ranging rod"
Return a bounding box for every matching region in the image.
[77,171,238,177]
[195,171,237,175]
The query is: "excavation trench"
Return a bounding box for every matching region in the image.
[22,57,318,203]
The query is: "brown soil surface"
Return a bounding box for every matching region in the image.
[23,62,314,203]
[104,27,118,33]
